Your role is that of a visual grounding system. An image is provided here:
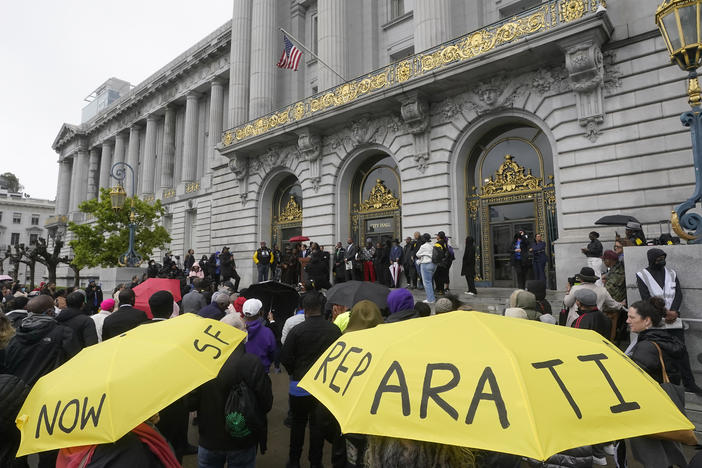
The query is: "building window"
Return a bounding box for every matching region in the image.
[10,233,20,245]
[390,0,405,20]
[311,14,318,55]
[29,233,38,245]
[31,214,40,226]
[12,213,21,224]
[499,0,542,18]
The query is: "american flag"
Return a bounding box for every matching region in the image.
[277,35,302,71]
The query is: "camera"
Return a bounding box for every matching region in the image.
[567,276,577,286]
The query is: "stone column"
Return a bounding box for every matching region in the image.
[229,0,252,127]
[181,93,199,183]
[141,115,158,195]
[113,132,127,165]
[70,148,89,212]
[160,107,176,189]
[249,0,277,119]
[56,159,71,215]
[87,147,100,200]
[318,0,348,90]
[99,141,114,191]
[414,0,453,52]
[126,125,141,194]
[208,80,225,171]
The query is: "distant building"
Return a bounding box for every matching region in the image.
[81,78,132,123]
[0,190,55,284]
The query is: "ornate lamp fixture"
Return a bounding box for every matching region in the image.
[656,0,702,242]
[109,184,127,213]
[110,162,142,266]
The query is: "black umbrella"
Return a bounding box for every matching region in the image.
[239,281,300,322]
[326,280,390,309]
[595,214,640,226]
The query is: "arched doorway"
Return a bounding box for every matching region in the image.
[271,175,302,251]
[350,155,401,245]
[466,124,558,287]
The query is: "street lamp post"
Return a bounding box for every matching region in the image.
[109,162,142,267]
[656,0,702,243]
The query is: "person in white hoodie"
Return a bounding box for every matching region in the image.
[416,233,437,304]
[91,298,114,343]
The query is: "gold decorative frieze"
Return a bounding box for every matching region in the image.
[222,0,606,147]
[142,195,155,203]
[163,189,176,199]
[359,179,400,212]
[279,195,302,223]
[481,155,543,197]
[185,182,200,193]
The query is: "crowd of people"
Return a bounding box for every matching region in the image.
[0,221,700,468]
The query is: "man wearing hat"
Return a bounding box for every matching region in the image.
[564,267,622,327]
[581,231,604,276]
[570,288,611,338]
[242,298,276,373]
[636,248,702,394]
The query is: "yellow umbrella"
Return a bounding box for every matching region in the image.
[299,311,694,461]
[15,313,245,456]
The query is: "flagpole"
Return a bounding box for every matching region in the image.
[279,27,346,84]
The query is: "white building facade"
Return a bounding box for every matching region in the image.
[0,192,54,284]
[50,0,696,289]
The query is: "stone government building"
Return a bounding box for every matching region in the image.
[49,0,694,289]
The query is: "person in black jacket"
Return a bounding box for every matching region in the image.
[101,289,148,341]
[57,291,98,350]
[191,314,273,467]
[280,292,345,468]
[332,242,346,285]
[461,236,477,296]
[0,374,29,468]
[85,280,103,314]
[3,294,78,387]
[344,238,360,281]
[570,289,611,339]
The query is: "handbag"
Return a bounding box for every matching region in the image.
[648,342,697,445]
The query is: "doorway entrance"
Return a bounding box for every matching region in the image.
[489,201,535,287]
[350,155,401,244]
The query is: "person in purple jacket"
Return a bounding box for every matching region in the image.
[242,298,277,373]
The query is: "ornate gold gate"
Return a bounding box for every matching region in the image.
[272,195,302,249]
[352,179,402,243]
[468,155,557,285]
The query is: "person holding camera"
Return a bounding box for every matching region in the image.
[563,267,622,328]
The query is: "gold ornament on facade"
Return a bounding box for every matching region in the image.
[163,189,176,199]
[279,195,303,222]
[185,182,200,193]
[561,0,585,22]
[396,60,412,82]
[223,0,605,145]
[223,131,233,146]
[359,179,400,212]
[481,155,543,197]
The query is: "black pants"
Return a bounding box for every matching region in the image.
[465,274,477,294]
[434,266,449,293]
[223,269,240,292]
[404,263,417,288]
[289,395,345,467]
[512,265,526,290]
[667,328,696,387]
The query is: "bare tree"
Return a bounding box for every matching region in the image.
[34,237,67,285]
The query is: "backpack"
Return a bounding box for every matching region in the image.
[224,380,264,439]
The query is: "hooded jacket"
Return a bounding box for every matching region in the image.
[385,289,417,323]
[57,307,99,350]
[244,319,276,372]
[3,314,77,386]
[514,290,541,321]
[0,375,29,467]
[636,248,682,312]
[629,328,684,384]
[525,280,552,316]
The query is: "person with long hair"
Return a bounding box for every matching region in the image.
[461,236,477,296]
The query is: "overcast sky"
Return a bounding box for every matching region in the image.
[0,1,232,200]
